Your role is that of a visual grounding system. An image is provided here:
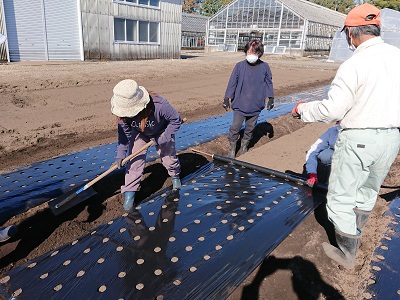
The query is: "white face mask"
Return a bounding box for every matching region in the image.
[347,35,356,52]
[246,54,259,64]
[348,43,356,52]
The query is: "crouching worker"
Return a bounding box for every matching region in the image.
[305,122,340,186]
[111,79,182,212]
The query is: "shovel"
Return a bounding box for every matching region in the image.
[48,140,154,215]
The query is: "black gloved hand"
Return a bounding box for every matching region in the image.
[267,97,274,111]
[112,158,124,169]
[222,97,230,111]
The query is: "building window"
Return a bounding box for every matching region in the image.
[114,0,160,8]
[114,18,159,44]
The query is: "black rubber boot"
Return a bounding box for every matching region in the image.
[227,142,236,158]
[322,229,361,269]
[354,208,371,232]
[240,139,250,154]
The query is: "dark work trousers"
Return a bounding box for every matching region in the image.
[228,112,258,143]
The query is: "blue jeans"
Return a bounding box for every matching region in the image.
[228,112,258,143]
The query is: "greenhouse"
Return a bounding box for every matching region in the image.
[206,0,346,56]
[329,8,400,62]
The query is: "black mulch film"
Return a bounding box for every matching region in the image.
[364,197,400,300]
[0,159,325,299]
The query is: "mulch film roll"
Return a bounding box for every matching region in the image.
[0,160,326,299]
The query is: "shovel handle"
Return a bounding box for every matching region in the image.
[86,140,154,189]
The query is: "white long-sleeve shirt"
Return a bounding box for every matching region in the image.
[305,125,340,174]
[298,37,400,129]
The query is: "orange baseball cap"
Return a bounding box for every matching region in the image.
[341,3,380,31]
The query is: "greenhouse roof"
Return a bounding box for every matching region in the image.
[280,0,345,27]
[182,13,208,33]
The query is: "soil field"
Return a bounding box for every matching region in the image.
[0,51,399,300]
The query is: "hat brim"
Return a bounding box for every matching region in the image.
[111,86,150,118]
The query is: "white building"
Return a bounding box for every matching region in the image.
[0,0,182,62]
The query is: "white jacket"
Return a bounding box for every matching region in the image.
[298,37,400,129]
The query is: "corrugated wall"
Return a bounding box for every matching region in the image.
[0,0,8,61]
[81,0,181,60]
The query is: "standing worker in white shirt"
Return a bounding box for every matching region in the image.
[292,3,400,269]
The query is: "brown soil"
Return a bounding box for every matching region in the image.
[0,51,398,299]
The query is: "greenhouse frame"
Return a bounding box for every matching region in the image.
[206,0,346,56]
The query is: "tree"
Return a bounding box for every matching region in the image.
[183,0,201,14]
[199,0,231,16]
[373,0,400,10]
[308,0,354,14]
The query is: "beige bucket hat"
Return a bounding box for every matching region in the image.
[111,79,150,117]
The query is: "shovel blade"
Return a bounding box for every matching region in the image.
[48,185,97,216]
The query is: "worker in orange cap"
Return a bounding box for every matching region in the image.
[292,3,400,269]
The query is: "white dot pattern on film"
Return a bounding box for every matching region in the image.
[372,265,381,271]
[98,285,106,292]
[12,288,22,297]
[77,270,85,277]
[63,260,71,266]
[28,263,37,268]
[54,284,62,291]
[154,269,162,276]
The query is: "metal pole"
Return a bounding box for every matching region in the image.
[192,149,328,192]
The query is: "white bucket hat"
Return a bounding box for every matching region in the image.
[111,79,150,117]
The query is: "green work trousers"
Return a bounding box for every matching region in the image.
[327,128,400,235]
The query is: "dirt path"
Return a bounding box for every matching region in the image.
[1,52,398,299]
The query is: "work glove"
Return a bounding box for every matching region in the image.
[307,173,318,187]
[112,158,124,169]
[267,97,274,111]
[222,97,230,111]
[291,102,304,119]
